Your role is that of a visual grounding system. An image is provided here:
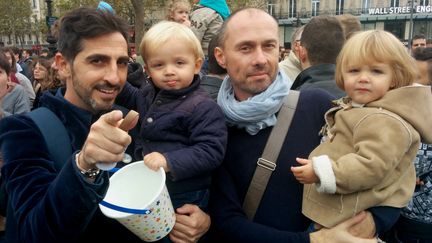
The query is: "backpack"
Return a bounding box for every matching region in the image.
[0,107,72,216]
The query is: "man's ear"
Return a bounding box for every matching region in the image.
[55,53,71,79]
[214,47,226,69]
[298,46,307,63]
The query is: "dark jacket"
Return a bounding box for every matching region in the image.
[200,75,223,101]
[127,62,149,89]
[0,89,143,242]
[117,75,227,194]
[291,64,345,98]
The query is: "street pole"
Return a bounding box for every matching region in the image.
[45,0,57,57]
[408,0,415,51]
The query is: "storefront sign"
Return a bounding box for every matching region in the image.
[368,5,432,15]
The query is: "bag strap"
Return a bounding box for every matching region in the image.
[242,90,300,220]
[28,107,72,171]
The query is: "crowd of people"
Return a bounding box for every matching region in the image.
[0,1,431,243]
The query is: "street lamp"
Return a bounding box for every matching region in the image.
[45,0,57,56]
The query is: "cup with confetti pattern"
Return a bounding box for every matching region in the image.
[99,161,176,241]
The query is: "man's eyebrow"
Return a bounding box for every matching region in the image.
[85,54,109,62]
[117,56,130,62]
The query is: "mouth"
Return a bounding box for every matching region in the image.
[95,84,120,100]
[165,80,177,87]
[355,88,369,92]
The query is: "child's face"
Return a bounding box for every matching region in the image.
[145,39,202,91]
[172,7,189,24]
[343,62,394,104]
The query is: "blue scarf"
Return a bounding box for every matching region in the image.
[217,71,291,135]
[199,0,230,20]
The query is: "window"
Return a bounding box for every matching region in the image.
[419,0,429,5]
[290,0,297,18]
[312,0,320,16]
[32,0,37,9]
[336,0,344,15]
[268,0,277,16]
[390,0,400,7]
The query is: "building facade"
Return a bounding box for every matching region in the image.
[0,0,47,51]
[271,0,431,46]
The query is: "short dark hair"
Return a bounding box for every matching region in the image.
[57,7,129,62]
[301,15,345,65]
[413,34,426,41]
[207,35,226,75]
[0,52,11,76]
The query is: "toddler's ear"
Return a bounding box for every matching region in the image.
[194,58,203,74]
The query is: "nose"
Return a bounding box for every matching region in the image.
[164,65,175,76]
[105,62,121,84]
[358,71,370,83]
[252,47,267,67]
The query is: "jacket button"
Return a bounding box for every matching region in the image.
[155,100,162,105]
[146,117,153,123]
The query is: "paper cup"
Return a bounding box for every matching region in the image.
[99,161,176,242]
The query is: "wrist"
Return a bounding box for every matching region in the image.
[76,152,95,171]
[76,152,100,180]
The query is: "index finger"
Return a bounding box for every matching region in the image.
[119,110,139,131]
[102,110,124,126]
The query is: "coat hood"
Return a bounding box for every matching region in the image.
[199,0,230,19]
[368,85,432,143]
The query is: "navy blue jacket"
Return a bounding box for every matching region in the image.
[117,75,227,194]
[0,89,144,243]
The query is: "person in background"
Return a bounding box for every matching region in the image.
[117,21,225,243]
[279,25,304,83]
[0,51,13,235]
[200,35,226,101]
[31,57,59,109]
[20,49,33,80]
[412,34,427,53]
[190,0,230,74]
[291,16,346,98]
[39,49,50,58]
[412,47,432,86]
[1,47,35,107]
[208,8,381,243]
[10,47,23,74]
[335,14,361,39]
[166,0,191,26]
[0,52,13,118]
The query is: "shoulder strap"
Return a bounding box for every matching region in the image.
[28,107,72,171]
[242,90,300,220]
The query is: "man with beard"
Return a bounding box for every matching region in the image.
[0,8,141,242]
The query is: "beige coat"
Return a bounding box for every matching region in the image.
[303,85,432,228]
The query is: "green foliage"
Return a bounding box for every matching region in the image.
[0,0,33,46]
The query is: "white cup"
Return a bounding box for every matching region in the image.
[99,161,176,242]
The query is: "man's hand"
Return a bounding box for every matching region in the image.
[310,211,377,243]
[78,110,136,171]
[169,204,211,243]
[143,152,169,172]
[291,157,319,184]
[348,211,376,238]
